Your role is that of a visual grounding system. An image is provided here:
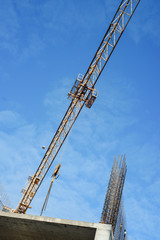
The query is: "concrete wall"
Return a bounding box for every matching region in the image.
[0,211,113,240]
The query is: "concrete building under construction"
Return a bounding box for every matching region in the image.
[0,211,113,240]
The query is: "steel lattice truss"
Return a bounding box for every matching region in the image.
[16,0,140,214]
[100,155,127,235]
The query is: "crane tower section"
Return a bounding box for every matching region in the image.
[100,155,127,235]
[16,0,140,214]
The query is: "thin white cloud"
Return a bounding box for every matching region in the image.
[128,0,160,45]
[0,0,19,54]
[0,109,41,207]
[0,110,25,128]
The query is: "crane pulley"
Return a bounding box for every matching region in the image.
[14,0,141,214]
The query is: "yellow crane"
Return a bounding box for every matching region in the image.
[12,0,141,214]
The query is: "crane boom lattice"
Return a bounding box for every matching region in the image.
[16,0,140,214]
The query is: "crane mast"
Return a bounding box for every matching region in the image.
[16,0,141,214]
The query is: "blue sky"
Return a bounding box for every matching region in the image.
[0,0,160,239]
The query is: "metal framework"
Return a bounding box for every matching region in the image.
[16,0,140,214]
[100,155,127,235]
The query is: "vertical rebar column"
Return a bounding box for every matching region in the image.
[100,155,127,235]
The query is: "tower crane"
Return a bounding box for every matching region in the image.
[14,0,141,214]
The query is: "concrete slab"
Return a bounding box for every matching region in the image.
[0,211,113,240]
